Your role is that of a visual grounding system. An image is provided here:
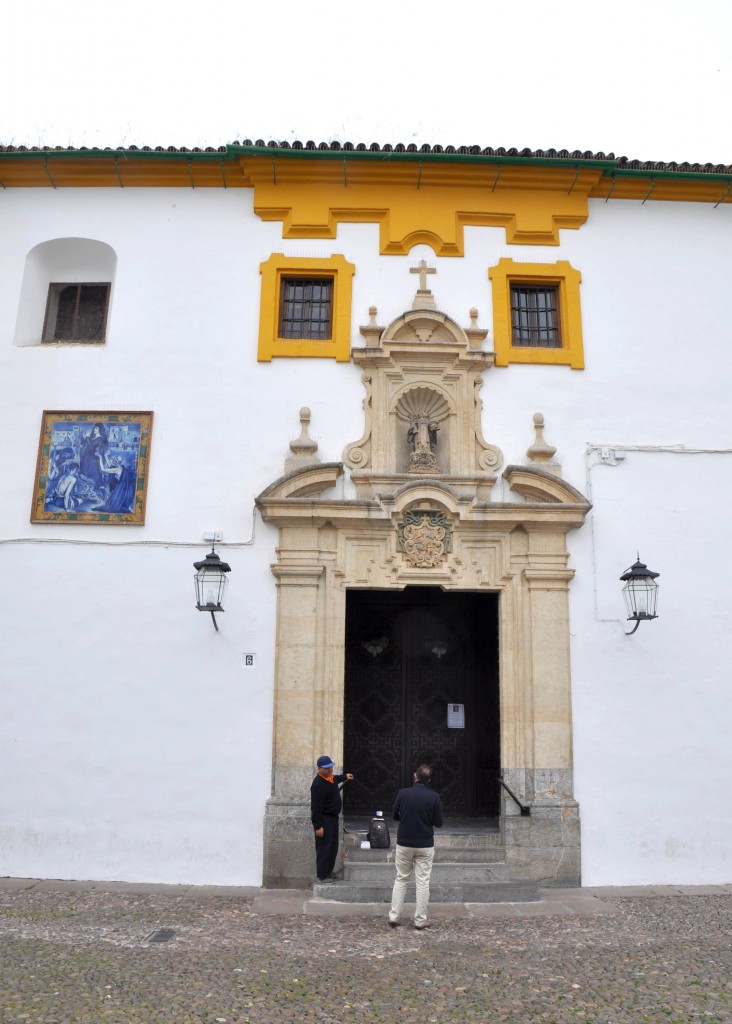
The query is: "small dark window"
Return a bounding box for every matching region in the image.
[43,283,110,342]
[510,285,561,347]
[279,277,333,340]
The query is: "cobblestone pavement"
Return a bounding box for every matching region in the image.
[0,880,729,1024]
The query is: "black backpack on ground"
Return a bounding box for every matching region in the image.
[368,812,390,849]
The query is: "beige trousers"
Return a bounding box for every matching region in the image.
[388,844,435,927]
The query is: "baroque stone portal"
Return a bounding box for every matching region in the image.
[256,276,590,891]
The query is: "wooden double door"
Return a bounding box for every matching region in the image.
[343,587,500,817]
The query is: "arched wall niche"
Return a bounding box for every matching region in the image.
[13,237,118,346]
[393,384,453,475]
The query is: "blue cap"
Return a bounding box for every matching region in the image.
[317,755,336,769]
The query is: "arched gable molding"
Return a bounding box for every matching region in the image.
[391,482,463,514]
[381,307,470,347]
[504,465,589,505]
[256,462,343,500]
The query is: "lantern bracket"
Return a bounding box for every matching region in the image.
[625,613,657,636]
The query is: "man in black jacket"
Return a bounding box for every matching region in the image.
[388,764,443,929]
[310,755,354,882]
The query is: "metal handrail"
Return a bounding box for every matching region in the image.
[497,777,531,816]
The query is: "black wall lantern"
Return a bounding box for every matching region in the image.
[193,547,231,630]
[620,556,660,635]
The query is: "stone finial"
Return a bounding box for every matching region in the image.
[526,412,561,477]
[359,305,385,346]
[410,259,437,310]
[465,307,489,351]
[284,407,321,474]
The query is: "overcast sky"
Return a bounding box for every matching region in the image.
[3,0,730,164]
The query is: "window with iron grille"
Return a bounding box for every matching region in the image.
[258,253,354,362]
[279,277,333,340]
[510,285,561,347]
[43,283,111,343]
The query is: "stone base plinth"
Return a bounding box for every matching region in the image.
[502,768,581,886]
[262,799,314,890]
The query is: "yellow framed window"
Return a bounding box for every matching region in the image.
[258,253,355,361]
[488,259,584,369]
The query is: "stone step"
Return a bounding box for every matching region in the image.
[344,861,510,883]
[344,829,502,848]
[312,879,540,904]
[432,833,503,848]
[346,845,506,864]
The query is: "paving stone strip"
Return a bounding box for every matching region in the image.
[0,881,729,1023]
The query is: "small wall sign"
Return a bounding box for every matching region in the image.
[447,703,465,729]
[244,653,255,667]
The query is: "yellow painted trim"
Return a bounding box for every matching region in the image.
[258,253,355,362]
[488,259,584,370]
[0,158,247,188]
[246,166,596,252]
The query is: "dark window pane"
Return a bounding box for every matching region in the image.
[510,285,561,347]
[53,286,78,340]
[279,277,333,340]
[47,283,110,342]
[76,285,108,340]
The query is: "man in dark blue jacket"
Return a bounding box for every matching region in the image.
[388,764,443,929]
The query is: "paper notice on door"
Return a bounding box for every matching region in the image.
[447,703,465,729]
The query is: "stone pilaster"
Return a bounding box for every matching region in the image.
[262,563,324,889]
[502,558,580,885]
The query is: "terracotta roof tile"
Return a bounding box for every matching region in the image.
[0,140,730,175]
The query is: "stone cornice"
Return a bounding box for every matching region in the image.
[255,494,590,531]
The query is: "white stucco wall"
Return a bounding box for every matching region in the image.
[0,185,730,885]
[570,451,732,884]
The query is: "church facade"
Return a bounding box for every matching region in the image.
[1,141,730,888]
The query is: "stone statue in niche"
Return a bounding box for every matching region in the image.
[407,414,440,474]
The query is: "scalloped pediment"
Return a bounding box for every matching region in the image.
[383,308,468,346]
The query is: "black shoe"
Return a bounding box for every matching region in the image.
[388,920,402,928]
[318,876,336,884]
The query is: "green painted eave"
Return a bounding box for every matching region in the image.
[1,143,730,183]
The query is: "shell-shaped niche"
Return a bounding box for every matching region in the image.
[395,386,451,424]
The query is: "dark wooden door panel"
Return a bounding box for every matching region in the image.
[344,588,500,817]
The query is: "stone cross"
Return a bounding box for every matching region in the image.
[410,260,436,291]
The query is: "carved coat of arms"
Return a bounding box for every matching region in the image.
[398,509,452,568]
